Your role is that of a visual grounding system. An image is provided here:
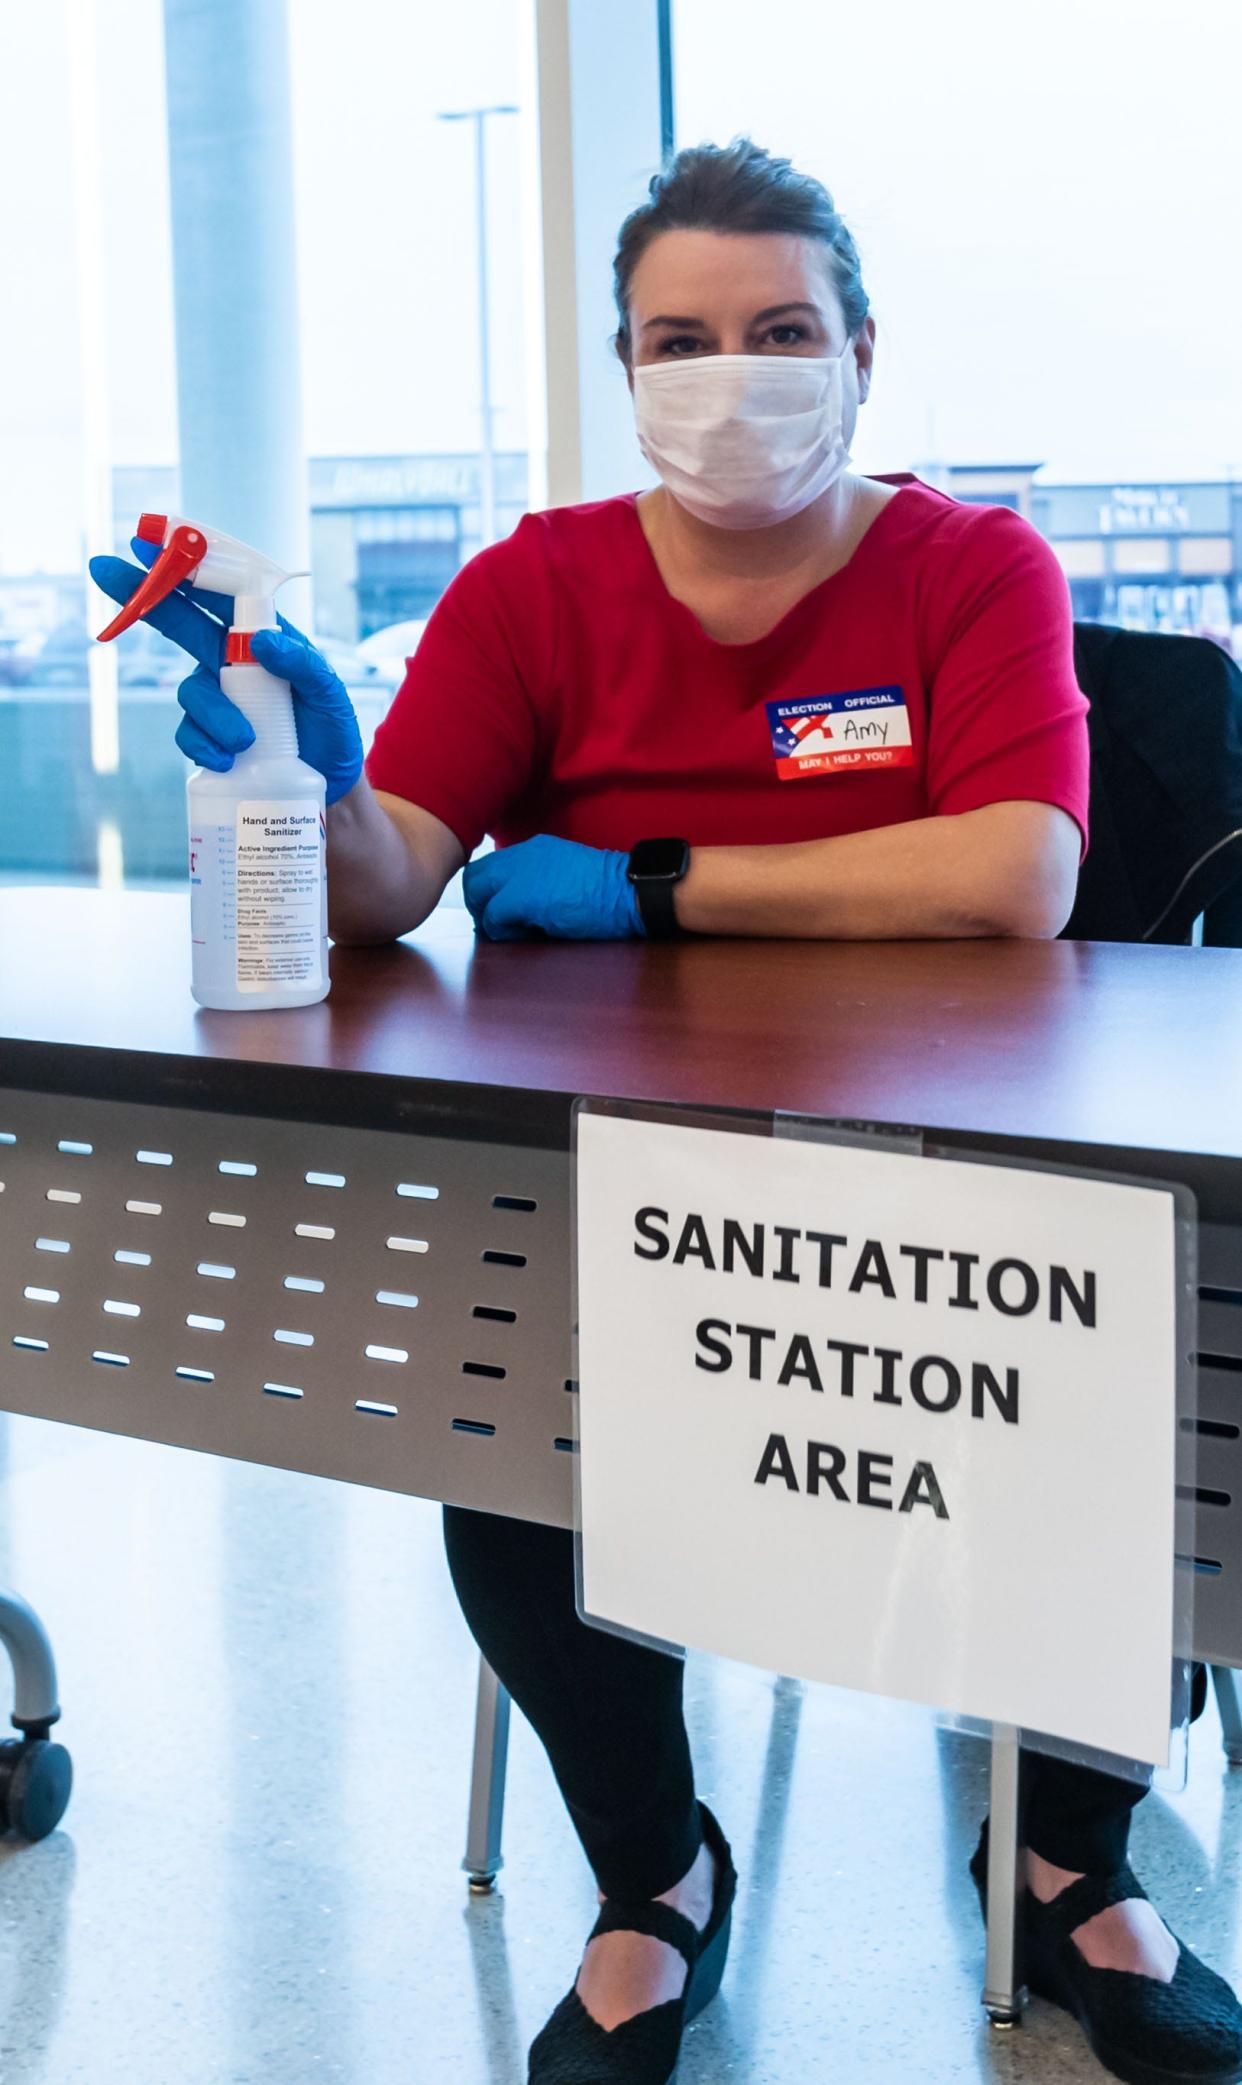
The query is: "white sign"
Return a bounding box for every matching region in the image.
[1099,487,1191,533]
[575,1113,1183,1768]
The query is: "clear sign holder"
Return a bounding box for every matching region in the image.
[570,1096,1199,1798]
[568,1097,774,1665]
[778,1114,1200,1794]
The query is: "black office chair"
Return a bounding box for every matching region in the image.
[1065,621,1242,946]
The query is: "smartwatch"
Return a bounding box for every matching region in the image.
[626,837,691,939]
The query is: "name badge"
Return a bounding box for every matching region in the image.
[765,686,914,780]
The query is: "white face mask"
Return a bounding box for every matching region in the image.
[632,345,854,530]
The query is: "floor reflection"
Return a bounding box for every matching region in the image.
[462,1889,525,2085]
[0,1414,1238,2083]
[0,1832,75,2085]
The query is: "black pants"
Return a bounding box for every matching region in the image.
[444,1503,1149,1903]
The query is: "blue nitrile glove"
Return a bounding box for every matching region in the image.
[88,540,365,806]
[463,834,645,941]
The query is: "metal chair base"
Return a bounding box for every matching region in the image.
[0,1589,61,1730]
[0,1590,72,1841]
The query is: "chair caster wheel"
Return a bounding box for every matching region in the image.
[467,1872,499,1895]
[986,2007,1022,2030]
[0,1738,73,1841]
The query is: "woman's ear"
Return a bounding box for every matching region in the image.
[853,316,877,405]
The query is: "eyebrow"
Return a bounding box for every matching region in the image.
[641,301,824,333]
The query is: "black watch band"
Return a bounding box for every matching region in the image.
[626,838,691,939]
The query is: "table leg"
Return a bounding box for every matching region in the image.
[983,1723,1027,2027]
[463,1655,511,1893]
[1212,1666,1242,1766]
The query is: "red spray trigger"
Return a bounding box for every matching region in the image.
[96,522,208,641]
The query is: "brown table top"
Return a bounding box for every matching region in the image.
[3,886,1242,1182]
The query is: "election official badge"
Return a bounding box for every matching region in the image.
[765,687,914,780]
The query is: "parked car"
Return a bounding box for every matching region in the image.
[356,619,428,689]
[313,633,397,694]
[0,636,32,687]
[116,622,186,687]
[25,620,92,686]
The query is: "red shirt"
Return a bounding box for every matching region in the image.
[364,474,1089,863]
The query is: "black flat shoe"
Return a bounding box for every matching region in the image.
[971,1824,1242,2085]
[527,1802,737,2085]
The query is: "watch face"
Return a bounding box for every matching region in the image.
[629,837,690,882]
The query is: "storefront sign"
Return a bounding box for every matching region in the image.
[1100,487,1191,533]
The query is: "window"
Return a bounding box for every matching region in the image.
[354,508,462,633]
[0,0,180,890]
[957,494,1020,514]
[0,0,528,889]
[673,0,1242,652]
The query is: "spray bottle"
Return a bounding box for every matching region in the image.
[97,515,329,1012]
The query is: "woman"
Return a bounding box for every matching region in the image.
[93,139,1242,2085]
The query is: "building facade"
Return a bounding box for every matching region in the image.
[936,463,1242,646]
[307,453,528,641]
[4,455,1238,883]
[106,455,1242,655]
[111,454,529,647]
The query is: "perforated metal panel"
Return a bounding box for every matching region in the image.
[1192,1222,1242,1664]
[4,1080,1242,1652]
[0,1086,575,1528]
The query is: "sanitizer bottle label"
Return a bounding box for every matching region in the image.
[234,800,324,991]
[189,821,236,972]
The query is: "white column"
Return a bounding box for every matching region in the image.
[524,0,669,508]
[161,0,311,619]
[67,0,120,801]
[439,105,519,549]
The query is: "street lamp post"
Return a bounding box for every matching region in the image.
[437,105,518,551]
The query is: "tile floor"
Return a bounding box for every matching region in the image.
[0,1413,1238,2084]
